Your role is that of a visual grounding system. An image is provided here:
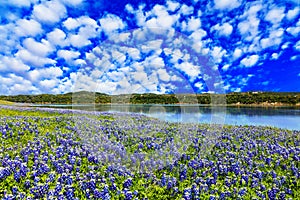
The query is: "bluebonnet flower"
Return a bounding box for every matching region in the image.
[123,178,133,188]
[209,195,216,200]
[238,188,247,196]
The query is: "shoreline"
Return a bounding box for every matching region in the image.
[19,102,300,108]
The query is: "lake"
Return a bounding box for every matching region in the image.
[32,104,300,130]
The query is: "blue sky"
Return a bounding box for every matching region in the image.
[0,0,299,95]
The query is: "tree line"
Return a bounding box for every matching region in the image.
[0,91,299,105]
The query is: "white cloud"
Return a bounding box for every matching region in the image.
[233,48,243,60]
[212,22,233,36]
[32,0,67,24]
[238,17,260,41]
[186,17,201,32]
[0,24,18,54]
[286,7,299,20]
[127,47,141,60]
[240,55,259,67]
[290,55,299,61]
[157,68,171,82]
[69,34,92,48]
[106,71,124,82]
[166,1,180,12]
[16,49,56,67]
[7,0,33,7]
[211,46,227,64]
[189,29,207,41]
[63,16,98,31]
[214,0,241,10]
[237,2,262,41]
[1,74,38,95]
[60,0,83,6]
[176,62,200,81]
[28,67,63,82]
[144,5,179,30]
[179,4,194,15]
[281,42,290,50]
[222,64,230,71]
[286,26,300,37]
[99,14,126,35]
[111,50,126,64]
[57,50,81,62]
[260,28,284,49]
[40,79,59,90]
[265,7,285,25]
[23,38,54,57]
[63,16,99,48]
[295,40,300,51]
[0,56,30,72]
[194,82,204,90]
[63,18,81,30]
[15,19,43,37]
[271,53,279,60]
[132,71,148,83]
[46,28,68,47]
[125,4,134,13]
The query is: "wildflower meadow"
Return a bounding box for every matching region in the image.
[0,106,299,199]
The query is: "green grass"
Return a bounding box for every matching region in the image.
[0,100,14,105]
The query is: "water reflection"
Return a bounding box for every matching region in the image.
[31,104,300,130]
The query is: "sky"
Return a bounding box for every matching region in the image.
[0,0,299,95]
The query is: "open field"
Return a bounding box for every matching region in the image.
[0,100,14,105]
[0,106,299,199]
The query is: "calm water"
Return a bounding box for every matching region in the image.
[33,104,300,130]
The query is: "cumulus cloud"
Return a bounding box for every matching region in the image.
[23,38,54,57]
[211,46,227,64]
[238,17,260,41]
[233,48,243,60]
[39,79,58,89]
[237,3,262,41]
[32,0,67,24]
[212,22,233,36]
[16,49,56,67]
[99,14,126,35]
[57,50,81,62]
[271,53,279,60]
[0,74,38,95]
[175,62,200,81]
[69,34,92,48]
[265,7,285,26]
[260,28,284,49]
[295,40,300,51]
[157,68,171,82]
[286,7,299,20]
[28,67,63,82]
[6,0,34,7]
[15,19,43,37]
[179,4,194,15]
[240,55,259,67]
[214,0,241,10]
[143,5,179,31]
[60,0,83,6]
[63,16,98,31]
[46,28,68,47]
[0,56,30,72]
[166,1,180,12]
[185,17,201,32]
[286,26,300,37]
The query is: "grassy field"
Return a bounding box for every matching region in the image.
[0,105,299,199]
[0,100,14,105]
